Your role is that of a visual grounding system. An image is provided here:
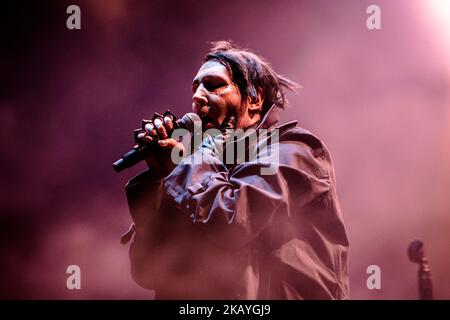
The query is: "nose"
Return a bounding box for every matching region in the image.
[192,85,208,113]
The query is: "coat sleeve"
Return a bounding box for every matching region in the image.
[163,134,333,249]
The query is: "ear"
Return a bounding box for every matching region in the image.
[247,88,263,115]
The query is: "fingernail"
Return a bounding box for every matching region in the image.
[158,140,167,146]
[144,123,154,133]
[164,116,172,124]
[154,118,162,129]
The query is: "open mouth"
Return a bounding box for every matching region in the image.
[201,116,216,130]
[194,104,220,130]
[199,115,218,130]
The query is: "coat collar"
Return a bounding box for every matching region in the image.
[252,104,280,131]
[252,104,298,135]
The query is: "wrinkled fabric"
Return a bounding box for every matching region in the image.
[124,106,350,299]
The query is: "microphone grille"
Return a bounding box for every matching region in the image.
[179,112,202,132]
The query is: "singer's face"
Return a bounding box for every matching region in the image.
[192,60,244,130]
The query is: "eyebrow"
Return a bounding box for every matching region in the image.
[192,74,228,86]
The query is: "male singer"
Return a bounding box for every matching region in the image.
[121,41,349,299]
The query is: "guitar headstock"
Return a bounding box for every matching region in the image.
[408,239,424,263]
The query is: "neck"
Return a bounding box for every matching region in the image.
[237,113,261,130]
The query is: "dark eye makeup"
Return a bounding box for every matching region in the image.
[192,76,227,93]
[204,81,225,91]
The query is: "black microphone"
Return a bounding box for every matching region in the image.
[112,112,201,172]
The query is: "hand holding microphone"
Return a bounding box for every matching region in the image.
[113,110,201,173]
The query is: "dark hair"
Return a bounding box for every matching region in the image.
[204,41,298,115]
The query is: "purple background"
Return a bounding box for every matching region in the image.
[1,0,449,299]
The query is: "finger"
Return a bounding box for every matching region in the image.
[158,138,184,151]
[137,132,153,143]
[164,115,174,131]
[135,129,151,144]
[154,118,168,139]
[144,122,158,138]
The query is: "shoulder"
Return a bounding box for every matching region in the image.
[274,121,334,179]
[277,122,326,157]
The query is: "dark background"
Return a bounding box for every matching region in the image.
[1,0,449,299]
